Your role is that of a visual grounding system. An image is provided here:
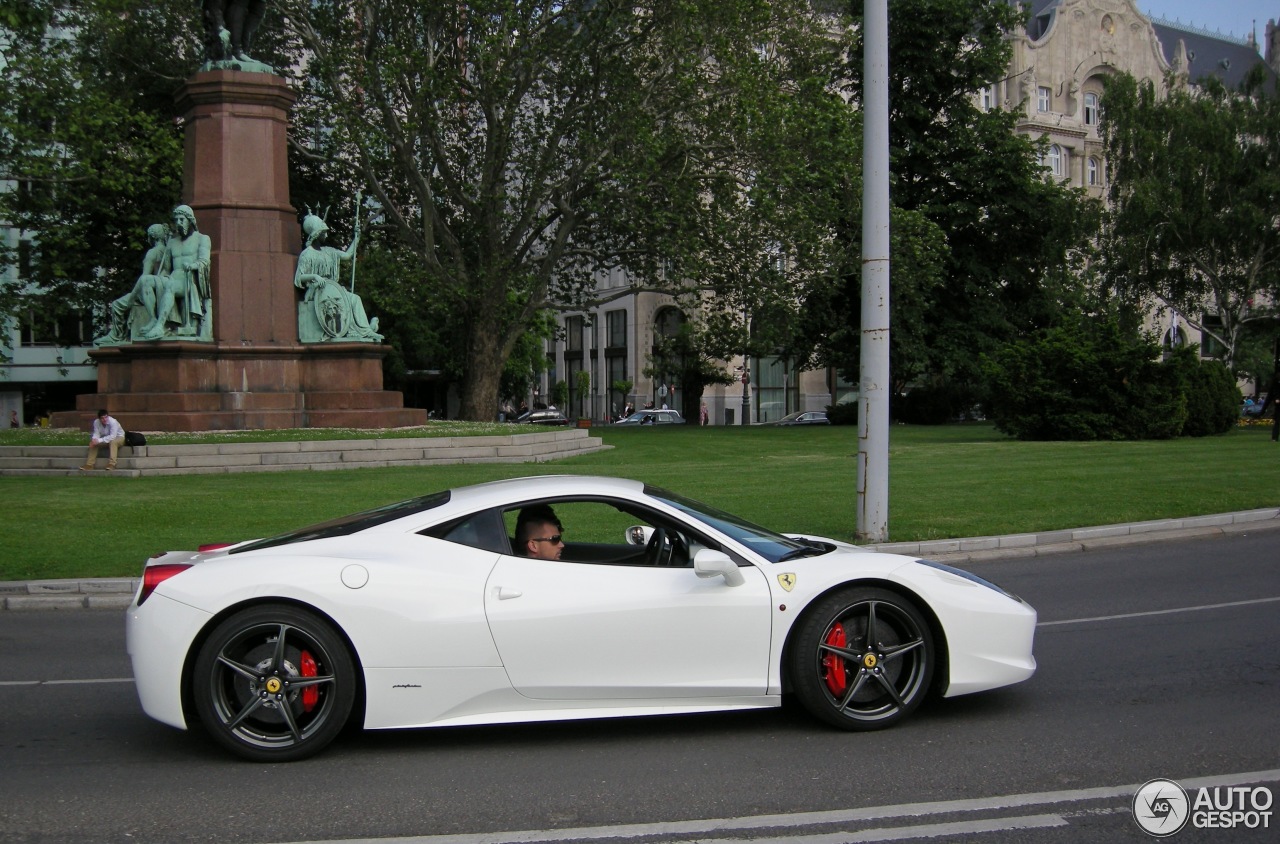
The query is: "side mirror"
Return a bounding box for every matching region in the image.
[626,525,653,546]
[693,549,745,587]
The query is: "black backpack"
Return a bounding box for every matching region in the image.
[124,431,147,447]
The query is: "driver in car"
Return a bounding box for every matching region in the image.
[515,504,564,560]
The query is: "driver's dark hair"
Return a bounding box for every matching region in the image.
[515,504,562,553]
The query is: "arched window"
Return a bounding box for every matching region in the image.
[1046,144,1063,176]
[1087,156,1101,186]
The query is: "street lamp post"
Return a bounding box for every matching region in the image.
[741,358,751,426]
[858,0,891,542]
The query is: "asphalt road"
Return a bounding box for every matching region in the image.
[0,530,1277,844]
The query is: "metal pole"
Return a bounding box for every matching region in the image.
[858,0,891,542]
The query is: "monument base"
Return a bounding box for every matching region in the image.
[53,342,427,431]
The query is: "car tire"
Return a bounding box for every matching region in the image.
[790,586,934,731]
[192,604,356,762]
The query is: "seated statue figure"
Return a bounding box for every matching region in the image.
[294,213,382,343]
[95,223,171,346]
[139,205,212,341]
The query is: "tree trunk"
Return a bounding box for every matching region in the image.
[457,327,508,421]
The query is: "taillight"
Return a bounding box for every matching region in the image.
[138,563,192,606]
[199,543,232,552]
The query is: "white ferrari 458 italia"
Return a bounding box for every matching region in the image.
[126,475,1036,761]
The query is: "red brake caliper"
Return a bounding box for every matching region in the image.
[821,623,847,695]
[300,650,319,712]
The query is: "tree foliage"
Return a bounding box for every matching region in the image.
[1101,69,1280,372]
[281,0,853,420]
[802,0,1099,394]
[983,303,1239,440]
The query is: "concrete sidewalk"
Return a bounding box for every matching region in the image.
[4,507,1279,611]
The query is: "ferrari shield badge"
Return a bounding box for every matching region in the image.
[777,573,796,592]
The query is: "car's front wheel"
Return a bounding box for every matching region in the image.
[192,604,356,762]
[790,586,934,730]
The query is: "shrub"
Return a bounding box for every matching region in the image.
[982,311,1191,440]
[1172,349,1240,436]
[893,381,983,424]
[825,401,859,426]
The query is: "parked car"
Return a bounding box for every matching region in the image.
[127,475,1037,761]
[614,409,686,426]
[514,408,570,426]
[768,411,831,426]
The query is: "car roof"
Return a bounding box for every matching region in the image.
[438,475,646,513]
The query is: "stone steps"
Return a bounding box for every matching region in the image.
[0,429,609,477]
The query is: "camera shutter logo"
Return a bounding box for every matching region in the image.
[1133,778,1190,837]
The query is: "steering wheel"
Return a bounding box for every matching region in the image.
[645,527,671,566]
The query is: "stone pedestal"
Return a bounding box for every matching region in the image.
[57,71,426,431]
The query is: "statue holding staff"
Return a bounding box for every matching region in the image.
[295,202,382,344]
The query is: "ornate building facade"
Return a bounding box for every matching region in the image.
[1002,0,1279,359]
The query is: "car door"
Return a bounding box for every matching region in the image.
[484,525,772,700]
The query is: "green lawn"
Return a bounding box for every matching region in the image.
[3,422,1278,581]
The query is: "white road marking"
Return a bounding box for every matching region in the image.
[280,769,1280,844]
[685,814,1068,843]
[1038,595,1280,628]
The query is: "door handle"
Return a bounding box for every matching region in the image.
[496,587,522,600]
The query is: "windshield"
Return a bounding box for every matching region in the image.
[230,491,450,554]
[646,485,815,563]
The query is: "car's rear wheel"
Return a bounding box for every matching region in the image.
[192,604,355,762]
[790,586,933,730]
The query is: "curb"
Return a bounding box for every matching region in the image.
[0,578,139,611]
[5,508,1280,611]
[863,507,1280,565]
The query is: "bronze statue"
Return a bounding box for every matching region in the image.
[202,0,267,65]
[140,205,212,341]
[95,223,172,346]
[295,210,382,343]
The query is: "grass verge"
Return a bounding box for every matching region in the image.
[2,422,1278,581]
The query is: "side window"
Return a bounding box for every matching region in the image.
[420,509,509,554]
[502,498,719,567]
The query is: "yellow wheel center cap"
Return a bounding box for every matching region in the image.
[863,654,878,669]
[265,677,283,694]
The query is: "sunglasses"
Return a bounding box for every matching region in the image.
[531,535,564,545]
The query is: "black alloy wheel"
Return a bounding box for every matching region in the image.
[192,604,356,762]
[790,586,934,730]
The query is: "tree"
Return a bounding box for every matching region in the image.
[644,319,736,422]
[1101,69,1280,372]
[805,0,1099,394]
[982,302,1184,441]
[281,0,851,421]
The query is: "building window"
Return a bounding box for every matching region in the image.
[565,315,583,352]
[1046,144,1064,176]
[980,85,996,111]
[1084,92,1099,126]
[606,353,628,417]
[1200,314,1226,359]
[1037,86,1051,113]
[18,307,92,347]
[17,239,35,280]
[1087,156,1101,186]
[606,309,626,349]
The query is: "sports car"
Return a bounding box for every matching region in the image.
[126,475,1036,761]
